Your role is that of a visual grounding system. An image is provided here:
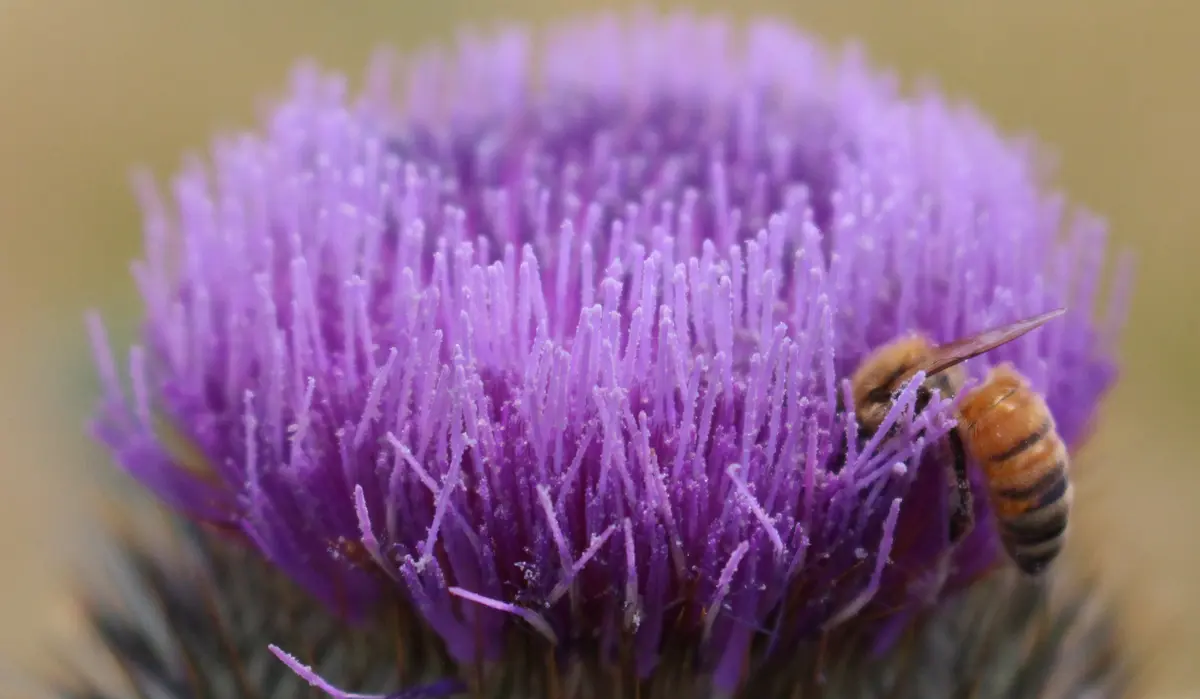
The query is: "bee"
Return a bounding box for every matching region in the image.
[849,308,1070,575]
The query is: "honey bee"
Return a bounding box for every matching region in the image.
[849,308,1070,575]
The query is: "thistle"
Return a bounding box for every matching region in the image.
[74,12,1131,699]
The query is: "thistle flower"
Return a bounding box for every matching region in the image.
[80,12,1131,699]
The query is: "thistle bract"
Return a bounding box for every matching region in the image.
[88,13,1128,694]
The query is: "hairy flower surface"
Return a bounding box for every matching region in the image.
[87,12,1129,696]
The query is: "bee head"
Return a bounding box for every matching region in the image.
[850,335,933,423]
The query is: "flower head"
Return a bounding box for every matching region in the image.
[87,12,1129,697]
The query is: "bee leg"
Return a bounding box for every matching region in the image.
[946,428,975,544]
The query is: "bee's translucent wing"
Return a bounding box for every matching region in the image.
[917,308,1066,378]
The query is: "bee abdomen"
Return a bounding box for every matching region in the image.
[997,465,1072,576]
[1004,513,1070,574]
[986,417,1053,463]
[993,456,1068,508]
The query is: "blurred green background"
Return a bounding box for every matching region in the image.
[0,1,1196,697]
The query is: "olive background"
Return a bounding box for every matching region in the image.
[0,1,1195,697]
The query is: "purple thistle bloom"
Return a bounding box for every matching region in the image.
[86,12,1130,697]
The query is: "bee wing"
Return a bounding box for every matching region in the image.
[916,308,1066,378]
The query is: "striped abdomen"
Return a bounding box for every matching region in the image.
[958,364,1072,576]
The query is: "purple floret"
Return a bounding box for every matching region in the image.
[87,13,1129,693]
